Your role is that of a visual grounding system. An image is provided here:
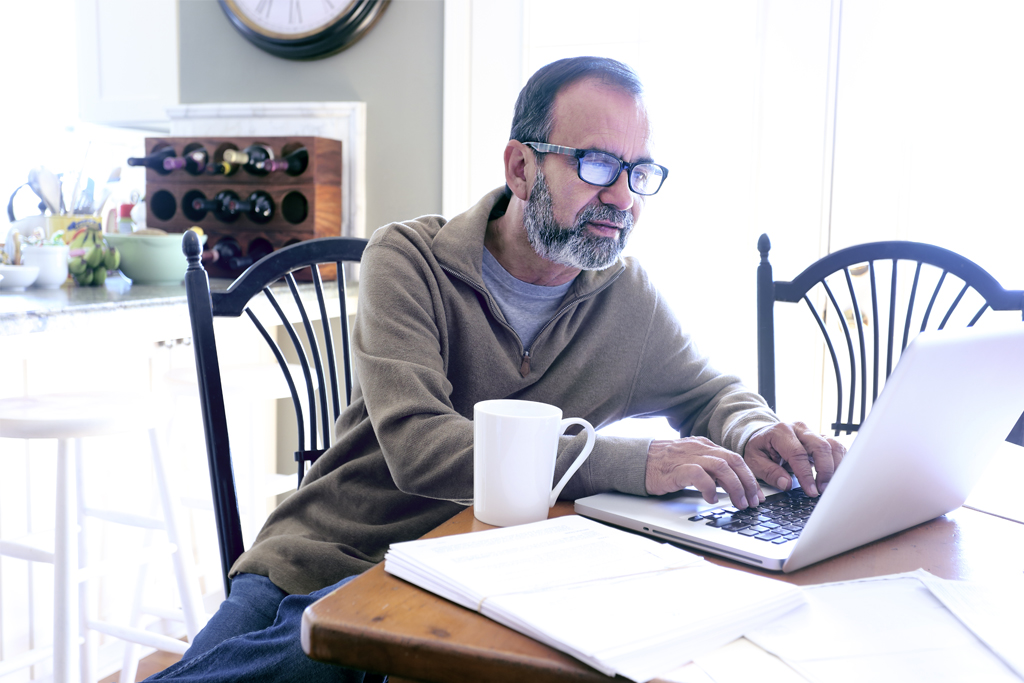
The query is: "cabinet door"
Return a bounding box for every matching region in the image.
[76,0,179,128]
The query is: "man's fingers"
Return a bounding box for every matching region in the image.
[792,424,848,493]
[744,448,796,493]
[645,439,763,508]
[754,423,818,495]
[745,423,850,497]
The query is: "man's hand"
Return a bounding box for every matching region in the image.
[646,437,765,509]
[743,422,846,497]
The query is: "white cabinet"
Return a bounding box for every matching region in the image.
[76,0,180,130]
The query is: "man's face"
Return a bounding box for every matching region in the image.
[523,168,633,270]
[524,78,652,270]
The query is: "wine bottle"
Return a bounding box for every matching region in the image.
[126,146,176,174]
[256,146,308,176]
[227,190,275,224]
[227,239,274,271]
[222,144,274,176]
[209,236,243,269]
[204,160,237,176]
[163,147,208,174]
[191,190,241,223]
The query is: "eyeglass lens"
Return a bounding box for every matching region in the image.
[578,151,665,195]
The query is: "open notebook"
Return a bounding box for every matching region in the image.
[576,324,1024,572]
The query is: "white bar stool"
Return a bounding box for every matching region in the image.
[0,392,206,683]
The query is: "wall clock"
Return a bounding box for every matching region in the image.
[219,0,390,60]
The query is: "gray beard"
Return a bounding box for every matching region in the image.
[523,170,633,271]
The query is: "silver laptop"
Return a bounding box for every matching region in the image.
[576,325,1024,572]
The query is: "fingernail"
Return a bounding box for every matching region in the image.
[757,490,766,503]
[776,476,789,490]
[736,496,748,509]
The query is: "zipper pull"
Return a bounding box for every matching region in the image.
[520,351,531,377]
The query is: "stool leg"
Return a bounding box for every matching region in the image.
[54,437,80,683]
[148,427,205,639]
[119,529,153,683]
[76,438,96,683]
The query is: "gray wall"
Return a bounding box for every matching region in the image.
[178,0,444,233]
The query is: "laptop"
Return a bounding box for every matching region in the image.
[575,324,1024,572]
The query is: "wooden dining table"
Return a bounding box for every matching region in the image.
[300,500,1024,683]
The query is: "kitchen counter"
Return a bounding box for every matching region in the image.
[0,272,356,358]
[0,273,188,337]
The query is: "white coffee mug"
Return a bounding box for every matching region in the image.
[473,399,597,527]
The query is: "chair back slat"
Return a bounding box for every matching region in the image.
[938,283,970,330]
[802,294,846,435]
[335,264,356,409]
[820,278,858,434]
[243,306,307,454]
[283,272,332,463]
[900,262,923,357]
[757,234,1024,439]
[886,260,900,379]
[312,266,342,426]
[968,304,990,327]
[182,232,367,596]
[868,262,881,403]
[919,270,948,332]
[841,268,869,428]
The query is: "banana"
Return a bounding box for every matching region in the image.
[67,228,88,249]
[104,245,120,270]
[92,266,107,286]
[84,245,104,268]
[76,267,94,286]
[68,256,88,275]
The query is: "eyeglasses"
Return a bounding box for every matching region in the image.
[524,142,669,196]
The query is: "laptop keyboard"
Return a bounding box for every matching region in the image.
[687,489,819,545]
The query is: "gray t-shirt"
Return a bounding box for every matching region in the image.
[482,247,573,349]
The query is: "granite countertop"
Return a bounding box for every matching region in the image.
[0,272,225,338]
[0,272,352,339]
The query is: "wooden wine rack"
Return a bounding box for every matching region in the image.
[142,136,342,279]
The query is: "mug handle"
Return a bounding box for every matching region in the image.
[548,418,597,507]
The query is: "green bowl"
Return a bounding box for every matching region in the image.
[106,232,208,286]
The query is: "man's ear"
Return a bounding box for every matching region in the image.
[504,140,532,201]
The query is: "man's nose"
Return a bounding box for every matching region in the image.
[597,170,634,211]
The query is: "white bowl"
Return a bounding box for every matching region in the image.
[0,264,40,290]
[21,244,70,289]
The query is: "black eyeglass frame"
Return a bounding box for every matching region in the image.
[523,141,669,196]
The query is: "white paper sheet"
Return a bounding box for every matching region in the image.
[661,637,810,683]
[743,570,1023,683]
[919,572,1024,679]
[385,515,806,682]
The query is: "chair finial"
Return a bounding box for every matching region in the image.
[758,233,771,260]
[182,230,202,270]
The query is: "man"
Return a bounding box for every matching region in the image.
[150,56,844,682]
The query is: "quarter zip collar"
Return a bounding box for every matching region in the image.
[434,187,628,303]
[436,187,627,377]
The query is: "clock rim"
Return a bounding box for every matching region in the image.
[218,0,390,60]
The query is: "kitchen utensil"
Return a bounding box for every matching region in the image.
[93,167,121,217]
[73,178,96,214]
[27,168,62,215]
[67,140,92,214]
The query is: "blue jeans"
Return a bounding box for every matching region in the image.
[147,573,382,682]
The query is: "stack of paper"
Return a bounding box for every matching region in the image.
[737,570,1024,683]
[384,515,805,682]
